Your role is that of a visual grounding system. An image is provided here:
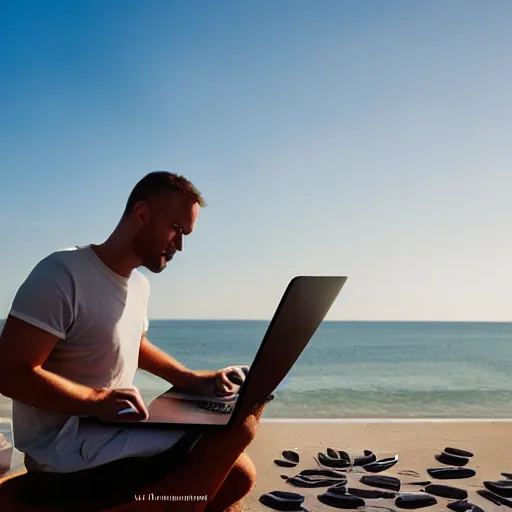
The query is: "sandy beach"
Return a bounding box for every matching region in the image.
[244,420,511,511]
[2,409,511,511]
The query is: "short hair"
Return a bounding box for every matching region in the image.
[123,171,207,217]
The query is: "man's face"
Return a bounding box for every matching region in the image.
[132,192,200,273]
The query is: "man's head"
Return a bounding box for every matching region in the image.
[122,171,206,273]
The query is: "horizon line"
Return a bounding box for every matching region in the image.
[142,318,512,323]
[1,318,511,323]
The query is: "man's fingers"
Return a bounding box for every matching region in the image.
[115,389,148,417]
[219,372,235,389]
[115,400,147,421]
[213,374,235,396]
[230,367,246,383]
[116,396,142,413]
[116,398,137,413]
[219,372,233,385]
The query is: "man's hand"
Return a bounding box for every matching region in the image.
[92,386,149,422]
[181,366,249,397]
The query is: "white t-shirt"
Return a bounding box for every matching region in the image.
[8,245,151,466]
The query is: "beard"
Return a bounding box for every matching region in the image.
[142,253,168,273]
[132,231,175,273]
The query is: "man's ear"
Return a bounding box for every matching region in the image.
[132,201,151,225]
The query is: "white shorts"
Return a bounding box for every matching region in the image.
[27,418,201,473]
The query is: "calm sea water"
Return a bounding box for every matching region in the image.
[136,320,512,418]
[2,320,512,418]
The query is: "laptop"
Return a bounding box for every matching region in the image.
[112,275,347,431]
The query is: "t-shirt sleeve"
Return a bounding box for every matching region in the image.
[8,257,75,340]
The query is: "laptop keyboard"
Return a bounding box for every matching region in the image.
[196,401,234,414]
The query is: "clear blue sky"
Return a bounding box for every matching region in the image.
[1,0,511,321]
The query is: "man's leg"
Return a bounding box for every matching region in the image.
[206,452,256,512]
[140,453,256,512]
[134,453,256,512]
[138,401,266,512]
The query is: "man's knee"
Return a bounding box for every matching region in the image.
[235,414,260,444]
[231,453,257,494]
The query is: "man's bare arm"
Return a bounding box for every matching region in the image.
[0,315,103,415]
[138,334,204,388]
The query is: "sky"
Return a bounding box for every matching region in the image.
[1,0,511,321]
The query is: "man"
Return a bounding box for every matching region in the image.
[0,171,269,511]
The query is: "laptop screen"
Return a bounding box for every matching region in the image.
[118,276,346,428]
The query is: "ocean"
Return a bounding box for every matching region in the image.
[2,320,512,419]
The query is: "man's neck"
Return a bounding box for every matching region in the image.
[90,240,138,278]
